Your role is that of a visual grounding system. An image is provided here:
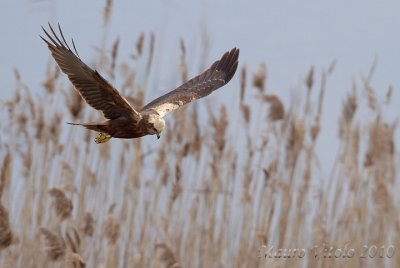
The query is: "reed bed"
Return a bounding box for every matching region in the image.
[0,4,399,268]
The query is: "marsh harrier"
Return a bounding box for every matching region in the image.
[41,24,239,143]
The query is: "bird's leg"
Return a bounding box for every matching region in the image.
[94,133,112,144]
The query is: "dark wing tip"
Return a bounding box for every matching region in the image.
[39,35,49,45]
[41,23,83,61]
[226,60,239,83]
[217,47,239,83]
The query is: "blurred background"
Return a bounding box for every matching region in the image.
[0,0,399,267]
[1,0,400,167]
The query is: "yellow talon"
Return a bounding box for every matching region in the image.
[94,133,112,144]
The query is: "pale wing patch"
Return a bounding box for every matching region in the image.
[155,102,182,117]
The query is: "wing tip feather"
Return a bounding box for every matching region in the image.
[217,47,239,82]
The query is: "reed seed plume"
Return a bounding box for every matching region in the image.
[385,85,393,105]
[305,66,314,90]
[48,188,73,221]
[263,94,285,121]
[364,119,395,167]
[0,203,13,250]
[339,89,358,139]
[42,64,60,94]
[66,252,86,268]
[363,77,377,111]
[134,32,145,58]
[209,105,228,154]
[252,63,267,92]
[170,165,182,203]
[155,243,181,268]
[65,88,84,119]
[40,228,66,261]
[103,211,120,245]
[81,213,95,237]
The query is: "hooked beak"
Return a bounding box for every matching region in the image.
[157,134,160,140]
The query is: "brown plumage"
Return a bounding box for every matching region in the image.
[41,24,239,143]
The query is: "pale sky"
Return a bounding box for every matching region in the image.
[1,0,399,170]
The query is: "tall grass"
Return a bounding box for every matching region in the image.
[0,3,399,268]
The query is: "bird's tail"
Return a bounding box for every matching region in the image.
[68,121,112,143]
[67,121,108,133]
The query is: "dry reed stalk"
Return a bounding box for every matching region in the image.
[65,228,81,254]
[110,37,120,79]
[240,65,247,103]
[170,164,182,203]
[35,105,45,141]
[310,121,320,142]
[179,38,188,83]
[22,143,32,178]
[316,71,327,118]
[309,70,328,142]
[285,118,305,170]
[145,33,155,77]
[197,25,210,71]
[190,106,201,160]
[103,0,113,27]
[0,152,11,199]
[240,103,251,125]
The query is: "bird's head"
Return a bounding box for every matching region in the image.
[147,114,165,139]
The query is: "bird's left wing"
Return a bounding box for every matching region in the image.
[41,24,141,122]
[141,48,239,117]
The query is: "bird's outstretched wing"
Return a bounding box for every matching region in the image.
[41,24,141,122]
[141,48,239,117]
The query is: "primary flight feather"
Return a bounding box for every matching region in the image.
[41,24,239,143]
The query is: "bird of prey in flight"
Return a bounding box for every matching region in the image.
[41,24,239,143]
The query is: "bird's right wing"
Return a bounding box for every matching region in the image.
[41,24,141,122]
[141,48,239,117]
